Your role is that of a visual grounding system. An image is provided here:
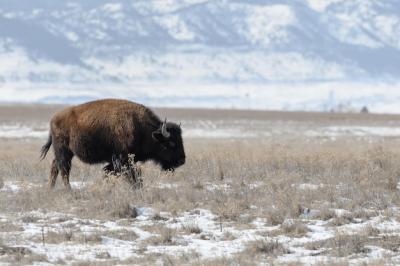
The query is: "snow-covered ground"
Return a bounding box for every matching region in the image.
[2,82,400,114]
[1,181,400,265]
[2,121,400,139]
[2,113,400,264]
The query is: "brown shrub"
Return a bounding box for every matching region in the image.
[246,239,290,257]
[281,219,310,237]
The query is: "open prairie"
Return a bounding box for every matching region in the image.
[1,105,400,265]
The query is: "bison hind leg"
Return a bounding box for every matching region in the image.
[49,159,59,188]
[53,145,74,190]
[60,161,72,190]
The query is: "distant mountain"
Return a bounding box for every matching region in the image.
[1,0,400,112]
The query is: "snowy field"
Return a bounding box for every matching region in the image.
[3,83,400,114]
[3,122,400,140]
[2,105,400,140]
[1,105,400,265]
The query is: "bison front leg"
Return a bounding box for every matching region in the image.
[125,163,143,189]
[110,154,142,188]
[102,154,123,177]
[103,162,114,173]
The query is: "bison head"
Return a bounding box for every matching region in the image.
[152,119,185,171]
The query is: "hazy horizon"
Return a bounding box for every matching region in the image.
[1,0,400,113]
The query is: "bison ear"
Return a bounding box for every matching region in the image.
[152,130,164,142]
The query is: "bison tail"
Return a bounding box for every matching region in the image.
[40,134,52,160]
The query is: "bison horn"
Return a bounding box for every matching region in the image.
[161,118,170,138]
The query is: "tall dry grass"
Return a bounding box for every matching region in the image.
[1,137,400,223]
[1,136,400,265]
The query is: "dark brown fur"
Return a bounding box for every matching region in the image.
[41,99,185,189]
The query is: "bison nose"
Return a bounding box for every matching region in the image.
[178,157,185,165]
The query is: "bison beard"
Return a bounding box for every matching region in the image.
[40,99,186,189]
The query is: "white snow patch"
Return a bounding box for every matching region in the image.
[133,0,208,14]
[239,4,296,46]
[70,181,87,189]
[135,207,155,220]
[0,181,22,193]
[156,15,195,41]
[65,31,79,42]
[297,183,324,190]
[147,209,265,258]
[184,128,257,139]
[204,182,231,192]
[1,205,400,264]
[0,181,40,193]
[0,124,48,138]
[156,183,179,189]
[2,122,400,140]
[308,126,400,137]
[306,0,345,12]
[102,3,122,12]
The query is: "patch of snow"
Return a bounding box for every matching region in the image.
[2,204,400,264]
[102,3,122,13]
[332,208,352,217]
[306,0,344,12]
[156,15,195,41]
[156,183,179,189]
[297,183,324,190]
[205,182,231,192]
[148,208,264,258]
[0,181,41,193]
[0,124,48,138]
[70,181,86,189]
[184,128,257,139]
[133,0,209,14]
[303,220,334,243]
[309,126,400,137]
[135,207,154,220]
[0,181,22,193]
[65,31,79,42]
[251,218,269,228]
[373,218,400,232]
[240,4,296,46]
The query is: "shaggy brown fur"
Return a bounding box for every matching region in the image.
[40,99,185,189]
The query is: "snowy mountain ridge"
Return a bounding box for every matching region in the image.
[0,0,400,112]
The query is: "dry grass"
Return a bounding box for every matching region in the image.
[182,222,202,234]
[146,227,178,246]
[245,239,290,257]
[0,243,48,264]
[42,229,75,244]
[2,112,400,264]
[281,219,310,237]
[2,138,400,212]
[305,232,370,257]
[0,221,24,232]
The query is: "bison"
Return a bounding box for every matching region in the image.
[40,99,186,189]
